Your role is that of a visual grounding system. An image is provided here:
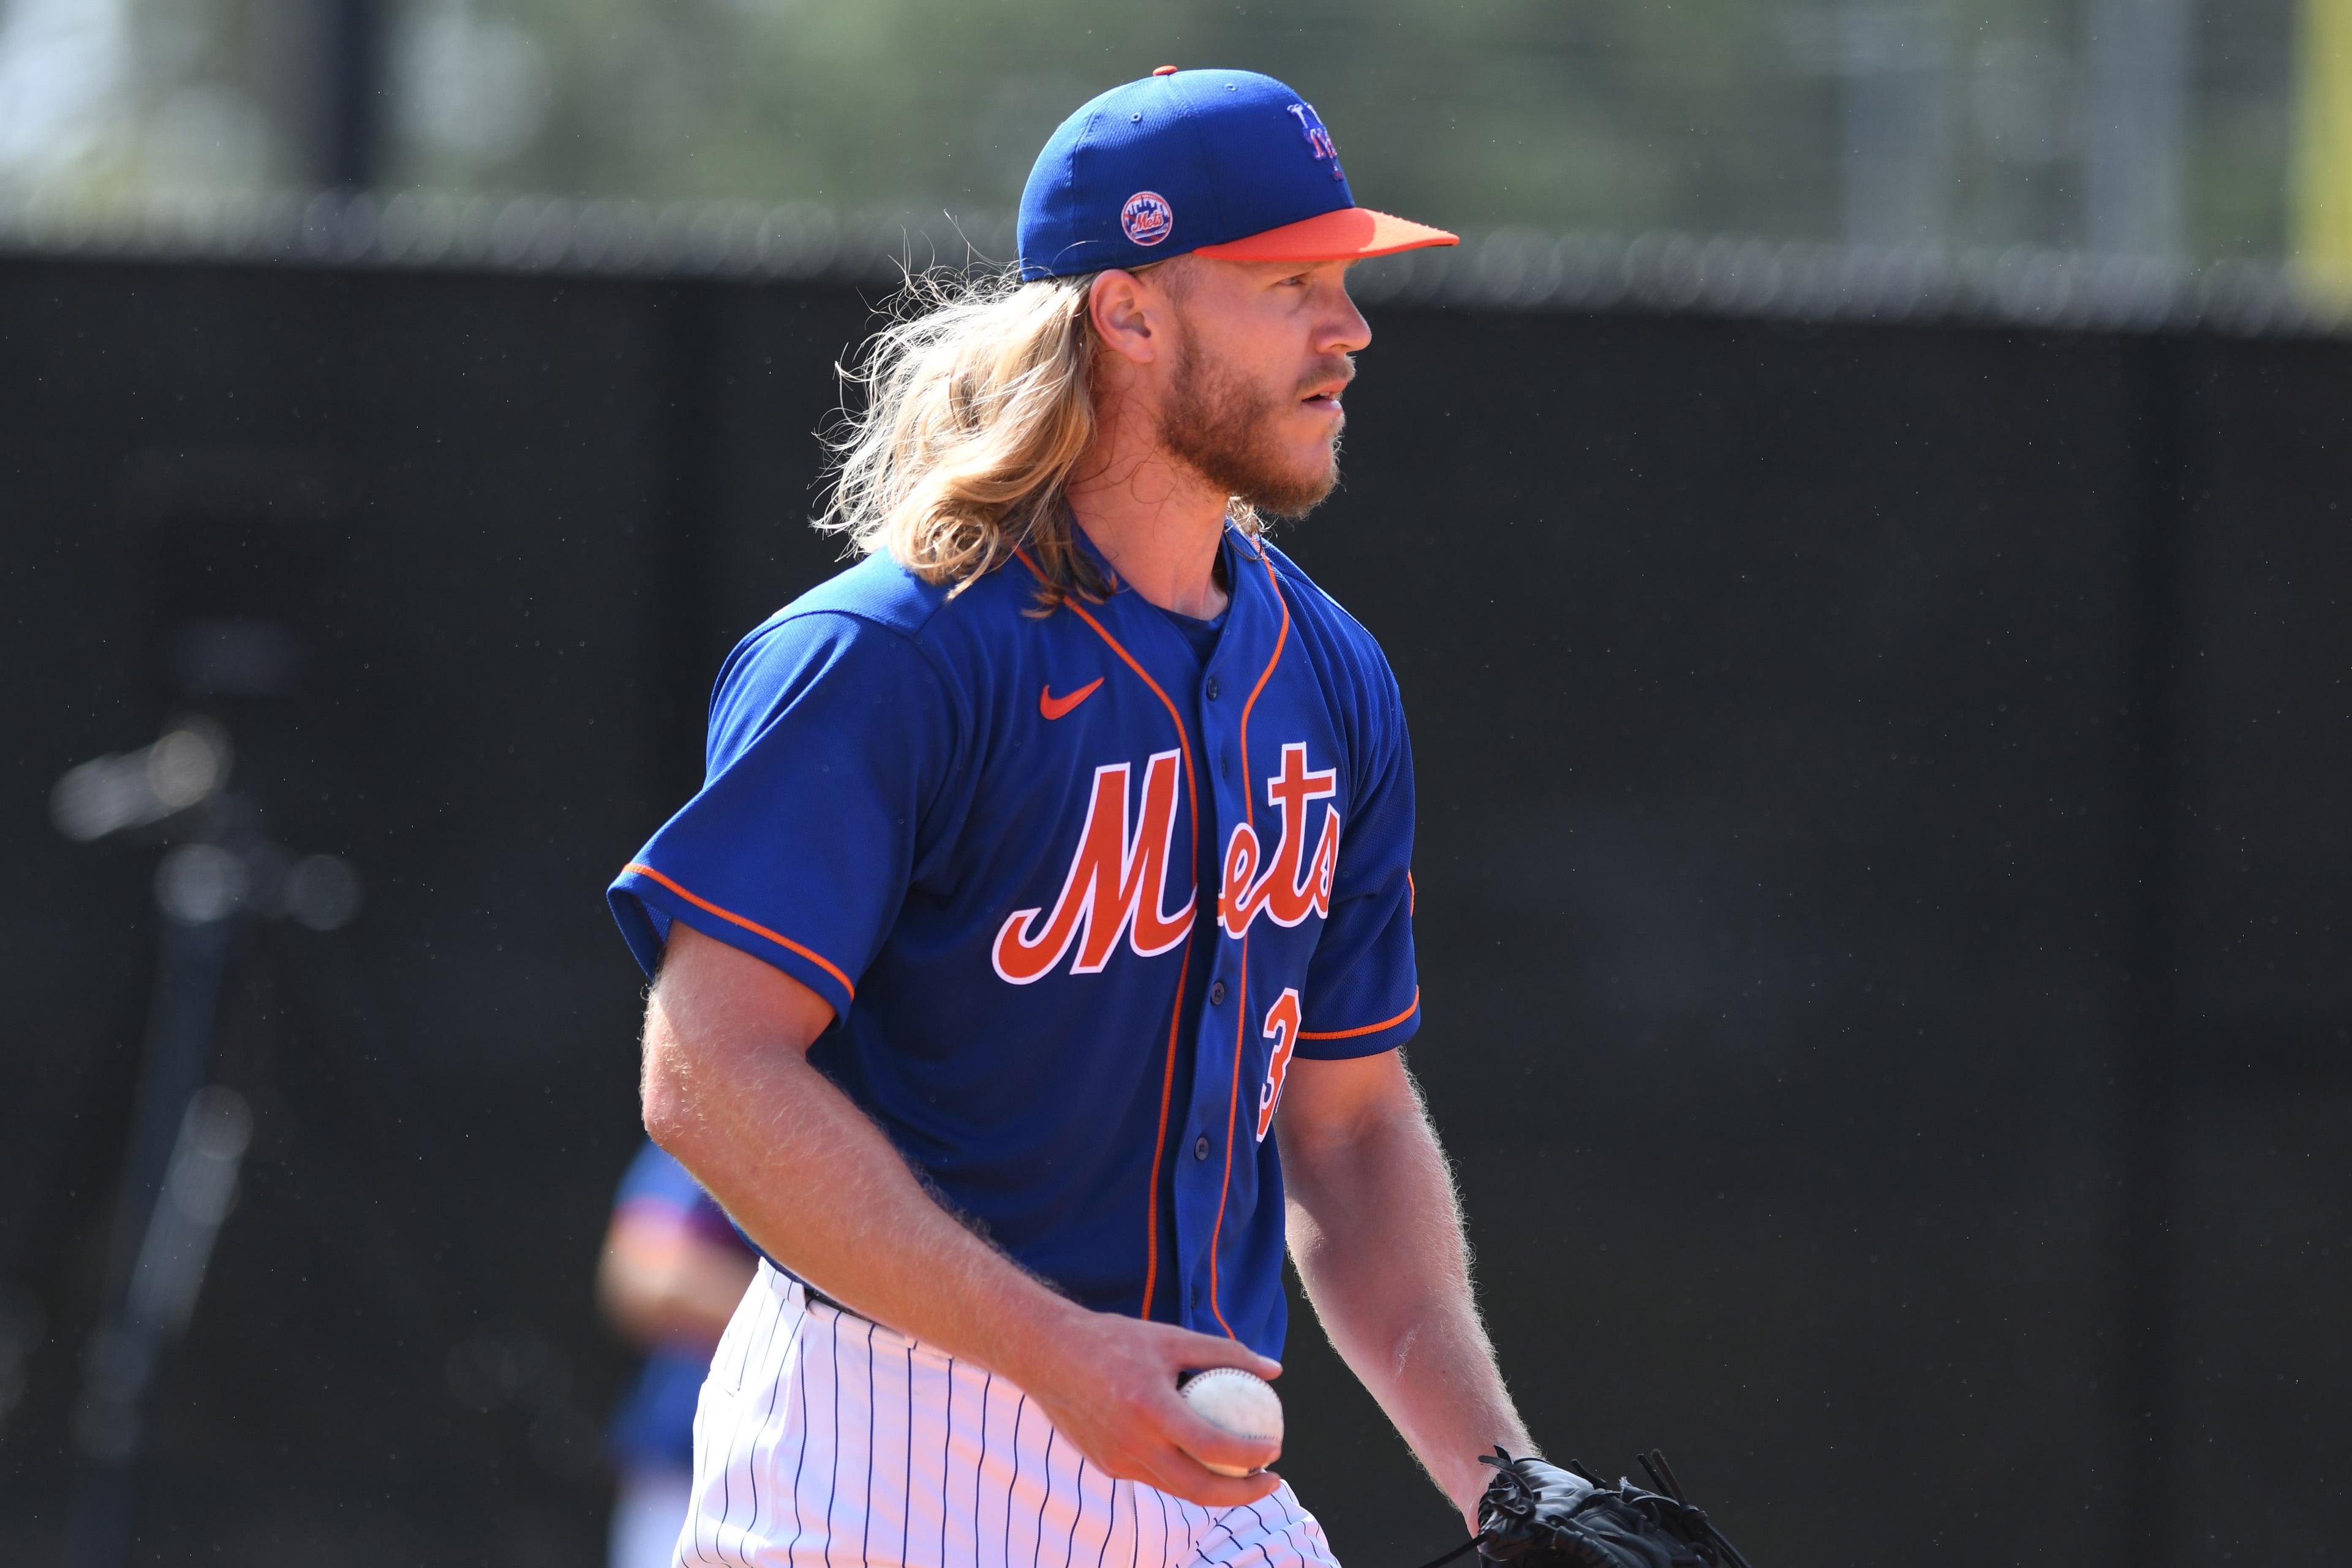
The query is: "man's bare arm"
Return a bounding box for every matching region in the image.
[641,922,1282,1506]
[1276,1049,1531,1531]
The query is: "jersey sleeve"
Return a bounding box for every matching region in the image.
[1296,667,1420,1058]
[607,611,960,1019]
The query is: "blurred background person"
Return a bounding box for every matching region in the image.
[597,1141,757,1568]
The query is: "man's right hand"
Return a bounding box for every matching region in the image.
[645,925,1284,1509]
[1009,1302,1286,1509]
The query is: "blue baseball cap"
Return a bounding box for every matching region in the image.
[1016,66,1458,281]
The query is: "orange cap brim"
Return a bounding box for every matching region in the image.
[1192,205,1458,262]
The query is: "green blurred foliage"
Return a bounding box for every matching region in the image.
[398,0,1838,237]
[0,0,2302,260]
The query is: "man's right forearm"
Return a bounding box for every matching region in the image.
[638,924,1284,1506]
[640,976,1073,1389]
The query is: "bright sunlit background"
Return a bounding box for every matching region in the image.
[6,0,2352,285]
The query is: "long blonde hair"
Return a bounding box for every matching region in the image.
[815,263,1256,608]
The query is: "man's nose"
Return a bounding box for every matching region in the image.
[1324,293,1373,356]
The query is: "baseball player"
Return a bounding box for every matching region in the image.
[610,67,1539,1568]
[598,1140,760,1568]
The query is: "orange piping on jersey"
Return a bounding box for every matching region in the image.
[1204,946,1248,1338]
[1204,545,1291,1340]
[1139,944,1190,1319]
[1297,989,1420,1041]
[1015,547,1199,1322]
[1407,870,1415,916]
[623,862,856,1000]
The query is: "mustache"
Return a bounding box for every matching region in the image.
[1297,356,1357,398]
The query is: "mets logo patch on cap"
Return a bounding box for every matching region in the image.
[1120,190,1174,246]
[1286,102,1345,181]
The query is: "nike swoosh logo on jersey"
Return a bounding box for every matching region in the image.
[1038,679,1104,720]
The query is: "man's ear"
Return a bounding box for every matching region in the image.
[1088,267,1167,366]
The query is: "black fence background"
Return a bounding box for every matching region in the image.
[2,257,2345,1567]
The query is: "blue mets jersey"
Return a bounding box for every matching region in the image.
[608,525,1419,1359]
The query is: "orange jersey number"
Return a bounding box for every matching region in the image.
[1255,987,1303,1142]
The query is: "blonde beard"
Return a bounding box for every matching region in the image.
[1156,331,1343,520]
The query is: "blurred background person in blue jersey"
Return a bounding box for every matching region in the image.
[597,1142,757,1568]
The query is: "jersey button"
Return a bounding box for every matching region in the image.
[1194,1134,1211,1160]
[1209,980,1227,1006]
[1206,676,1221,701]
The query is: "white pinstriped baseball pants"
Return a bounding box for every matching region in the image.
[677,1262,1345,1568]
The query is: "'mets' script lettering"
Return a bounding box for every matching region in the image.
[1219,743,1340,937]
[989,741,1343,984]
[992,752,1194,983]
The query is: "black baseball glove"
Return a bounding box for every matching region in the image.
[1470,1447,1754,1568]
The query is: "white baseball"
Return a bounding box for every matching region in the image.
[1177,1368,1284,1476]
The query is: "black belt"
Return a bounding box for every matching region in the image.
[794,1276,853,1316]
